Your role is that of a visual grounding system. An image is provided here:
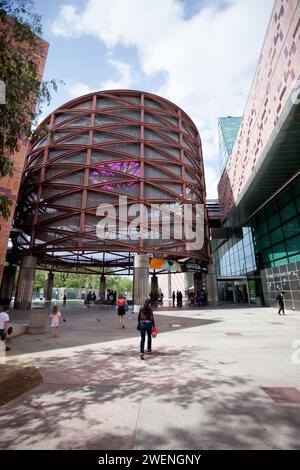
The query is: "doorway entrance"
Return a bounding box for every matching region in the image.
[217,278,249,304]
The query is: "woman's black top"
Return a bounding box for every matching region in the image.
[138,307,155,327]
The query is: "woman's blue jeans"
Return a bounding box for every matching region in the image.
[140,320,152,353]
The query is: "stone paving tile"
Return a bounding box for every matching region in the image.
[0,383,140,450]
[1,305,300,449]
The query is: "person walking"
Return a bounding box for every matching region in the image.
[177,291,183,307]
[0,305,11,352]
[50,305,62,337]
[202,288,207,306]
[137,299,156,360]
[276,291,285,315]
[63,294,67,307]
[172,291,176,307]
[116,294,127,328]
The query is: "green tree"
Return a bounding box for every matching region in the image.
[49,272,133,296]
[106,276,133,295]
[53,273,99,290]
[33,269,46,290]
[0,0,61,219]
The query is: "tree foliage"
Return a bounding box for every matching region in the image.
[32,270,133,296]
[33,269,46,290]
[0,0,60,219]
[106,276,133,295]
[53,273,100,290]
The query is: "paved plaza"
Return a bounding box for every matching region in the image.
[0,304,300,450]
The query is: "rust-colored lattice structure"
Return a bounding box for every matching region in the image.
[11,90,210,273]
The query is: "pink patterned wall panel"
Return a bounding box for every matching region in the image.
[218,0,300,221]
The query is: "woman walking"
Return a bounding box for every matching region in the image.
[116,294,127,328]
[138,299,156,360]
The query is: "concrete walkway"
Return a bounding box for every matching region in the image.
[0,304,300,450]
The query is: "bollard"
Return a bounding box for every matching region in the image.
[6,324,29,338]
[28,307,48,335]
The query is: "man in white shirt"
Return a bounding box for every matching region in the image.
[0,305,10,352]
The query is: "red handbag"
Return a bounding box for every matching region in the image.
[151,326,158,338]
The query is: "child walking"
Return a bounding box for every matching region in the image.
[50,305,62,337]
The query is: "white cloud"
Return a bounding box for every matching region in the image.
[51,4,82,37]
[100,59,135,90]
[69,82,92,98]
[51,0,184,46]
[51,0,274,197]
[68,59,135,100]
[203,165,219,199]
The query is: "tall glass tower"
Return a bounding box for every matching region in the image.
[218,116,242,173]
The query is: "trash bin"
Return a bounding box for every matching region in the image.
[28,307,48,335]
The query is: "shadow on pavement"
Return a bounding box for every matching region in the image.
[0,345,299,450]
[7,311,221,356]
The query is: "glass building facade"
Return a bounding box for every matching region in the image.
[213,175,300,307]
[249,175,300,311]
[214,227,256,277]
[218,117,242,173]
[250,176,300,269]
[212,227,258,304]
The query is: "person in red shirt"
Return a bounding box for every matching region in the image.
[116,294,127,329]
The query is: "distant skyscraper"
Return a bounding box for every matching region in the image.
[218,117,242,173]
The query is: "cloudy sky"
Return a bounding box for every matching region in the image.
[35,0,275,198]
